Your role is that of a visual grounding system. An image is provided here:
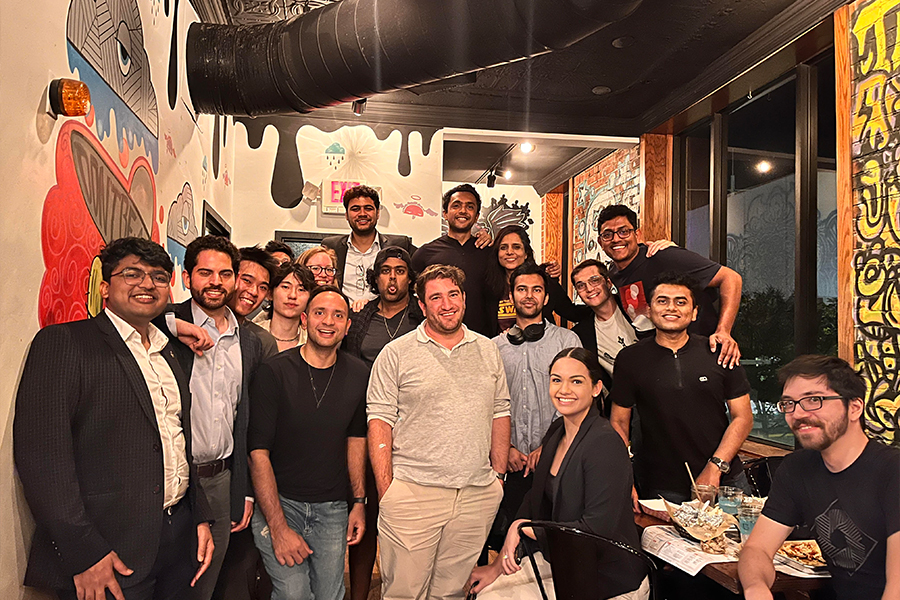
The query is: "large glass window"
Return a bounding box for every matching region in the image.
[684,123,711,258]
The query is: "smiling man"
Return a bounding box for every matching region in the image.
[248,287,368,600]
[739,355,900,600]
[227,246,279,358]
[368,264,510,600]
[609,271,753,507]
[323,185,415,303]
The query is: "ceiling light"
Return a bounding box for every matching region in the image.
[520,142,534,153]
[756,160,772,173]
[504,170,512,179]
[591,85,611,96]
[351,98,367,116]
[611,36,634,49]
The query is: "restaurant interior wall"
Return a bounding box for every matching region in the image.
[0,0,240,596]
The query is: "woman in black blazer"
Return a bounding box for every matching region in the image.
[468,347,648,599]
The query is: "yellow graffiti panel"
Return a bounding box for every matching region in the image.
[853,0,900,74]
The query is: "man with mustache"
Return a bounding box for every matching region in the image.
[739,355,900,600]
[609,271,753,506]
[160,235,265,600]
[323,185,415,303]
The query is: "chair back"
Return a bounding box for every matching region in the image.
[519,521,656,600]
[742,456,784,497]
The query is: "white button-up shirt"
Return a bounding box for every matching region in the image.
[342,236,380,302]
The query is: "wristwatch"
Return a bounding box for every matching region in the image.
[708,456,731,474]
[352,497,367,505]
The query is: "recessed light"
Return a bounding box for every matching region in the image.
[612,36,634,49]
[520,142,534,153]
[756,160,772,173]
[591,85,612,96]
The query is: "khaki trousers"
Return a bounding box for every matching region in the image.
[378,478,503,600]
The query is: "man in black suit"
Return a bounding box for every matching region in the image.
[160,236,264,600]
[322,185,415,303]
[14,237,214,600]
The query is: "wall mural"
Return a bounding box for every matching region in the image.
[439,193,533,238]
[849,0,900,443]
[166,182,200,296]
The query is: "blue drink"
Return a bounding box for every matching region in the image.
[738,506,761,543]
[719,497,741,515]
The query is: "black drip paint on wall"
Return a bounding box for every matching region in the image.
[235,116,439,209]
[212,115,220,179]
[167,0,179,110]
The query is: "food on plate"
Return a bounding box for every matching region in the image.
[700,536,728,554]
[663,499,738,546]
[777,540,827,568]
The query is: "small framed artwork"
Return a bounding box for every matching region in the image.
[274,230,330,258]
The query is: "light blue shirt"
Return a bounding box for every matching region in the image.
[493,321,582,454]
[189,300,242,463]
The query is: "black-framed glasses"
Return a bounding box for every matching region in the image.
[574,275,606,292]
[776,395,844,414]
[307,265,336,276]
[599,227,635,242]
[111,267,171,287]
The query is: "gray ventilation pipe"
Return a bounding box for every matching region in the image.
[187,0,642,116]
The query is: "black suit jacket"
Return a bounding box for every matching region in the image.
[322,231,416,290]
[163,300,263,524]
[14,312,212,591]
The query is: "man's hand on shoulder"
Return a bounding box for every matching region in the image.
[710,329,741,369]
[74,551,133,600]
[175,318,214,356]
[474,228,493,249]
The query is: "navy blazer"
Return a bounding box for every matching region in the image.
[322,231,416,290]
[14,312,212,590]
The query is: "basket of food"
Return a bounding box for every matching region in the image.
[776,540,828,574]
[663,499,738,554]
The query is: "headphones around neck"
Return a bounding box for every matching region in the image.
[506,321,546,345]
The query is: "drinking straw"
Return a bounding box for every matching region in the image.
[685,462,698,491]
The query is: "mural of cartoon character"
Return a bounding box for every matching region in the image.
[166,182,200,297]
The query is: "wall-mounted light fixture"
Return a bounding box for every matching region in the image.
[49,78,91,118]
[351,99,367,116]
[487,171,497,188]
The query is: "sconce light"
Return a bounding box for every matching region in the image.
[49,78,91,117]
[351,99,367,116]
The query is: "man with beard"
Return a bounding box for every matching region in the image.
[739,355,900,600]
[368,264,510,600]
[249,287,368,600]
[159,235,265,600]
[491,261,580,538]
[412,184,495,336]
[323,185,416,303]
[609,271,753,507]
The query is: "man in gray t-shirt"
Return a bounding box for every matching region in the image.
[368,264,510,600]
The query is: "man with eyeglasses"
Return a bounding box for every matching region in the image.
[15,237,214,600]
[597,204,743,369]
[739,355,900,600]
[322,185,416,303]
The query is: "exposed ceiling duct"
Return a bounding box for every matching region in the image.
[186,0,643,116]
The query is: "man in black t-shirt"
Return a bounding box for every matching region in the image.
[739,355,900,600]
[597,204,743,368]
[248,287,368,600]
[610,272,754,507]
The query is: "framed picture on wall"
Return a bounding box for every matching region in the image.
[203,201,232,238]
[275,230,329,258]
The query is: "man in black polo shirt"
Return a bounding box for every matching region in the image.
[597,204,743,368]
[248,286,368,600]
[610,272,754,507]
[412,184,494,336]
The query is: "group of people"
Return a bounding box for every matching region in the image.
[13,183,898,600]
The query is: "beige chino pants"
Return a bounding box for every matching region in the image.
[378,478,503,600]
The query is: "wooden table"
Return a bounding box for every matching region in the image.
[634,513,824,598]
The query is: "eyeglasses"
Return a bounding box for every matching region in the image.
[776,395,844,414]
[574,275,606,293]
[599,227,635,242]
[307,265,336,276]
[110,267,171,288]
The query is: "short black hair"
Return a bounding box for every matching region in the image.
[597,204,638,233]
[367,246,415,295]
[570,259,610,286]
[240,245,279,281]
[264,240,294,261]
[442,183,481,213]
[306,284,350,313]
[778,355,867,409]
[342,184,381,210]
[184,235,241,275]
[100,237,173,282]
[271,262,315,291]
[509,261,549,290]
[647,271,700,306]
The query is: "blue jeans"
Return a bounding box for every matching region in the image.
[251,498,348,600]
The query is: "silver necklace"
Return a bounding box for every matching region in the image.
[303,349,336,408]
[382,305,409,340]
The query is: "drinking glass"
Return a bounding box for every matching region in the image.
[718,486,743,515]
[738,504,762,544]
[692,484,718,505]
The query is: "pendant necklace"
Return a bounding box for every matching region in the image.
[303,348,336,408]
[382,305,409,340]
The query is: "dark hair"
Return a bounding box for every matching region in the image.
[306,284,350,313]
[271,262,316,292]
[240,245,279,281]
[597,204,638,233]
[570,259,610,286]
[184,235,241,275]
[100,237,173,281]
[415,264,466,300]
[487,225,537,297]
[549,347,607,389]
[509,261,549,291]
[442,183,481,213]
[342,184,381,210]
[647,271,700,306]
[778,355,867,409]
[264,240,294,261]
[366,246,415,295]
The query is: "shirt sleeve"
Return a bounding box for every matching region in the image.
[367,344,401,426]
[654,247,722,288]
[490,343,512,419]
[722,359,753,399]
[883,449,900,536]
[247,361,281,452]
[609,347,638,408]
[761,456,804,527]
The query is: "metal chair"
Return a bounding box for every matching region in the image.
[517,521,657,600]
[742,456,784,497]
